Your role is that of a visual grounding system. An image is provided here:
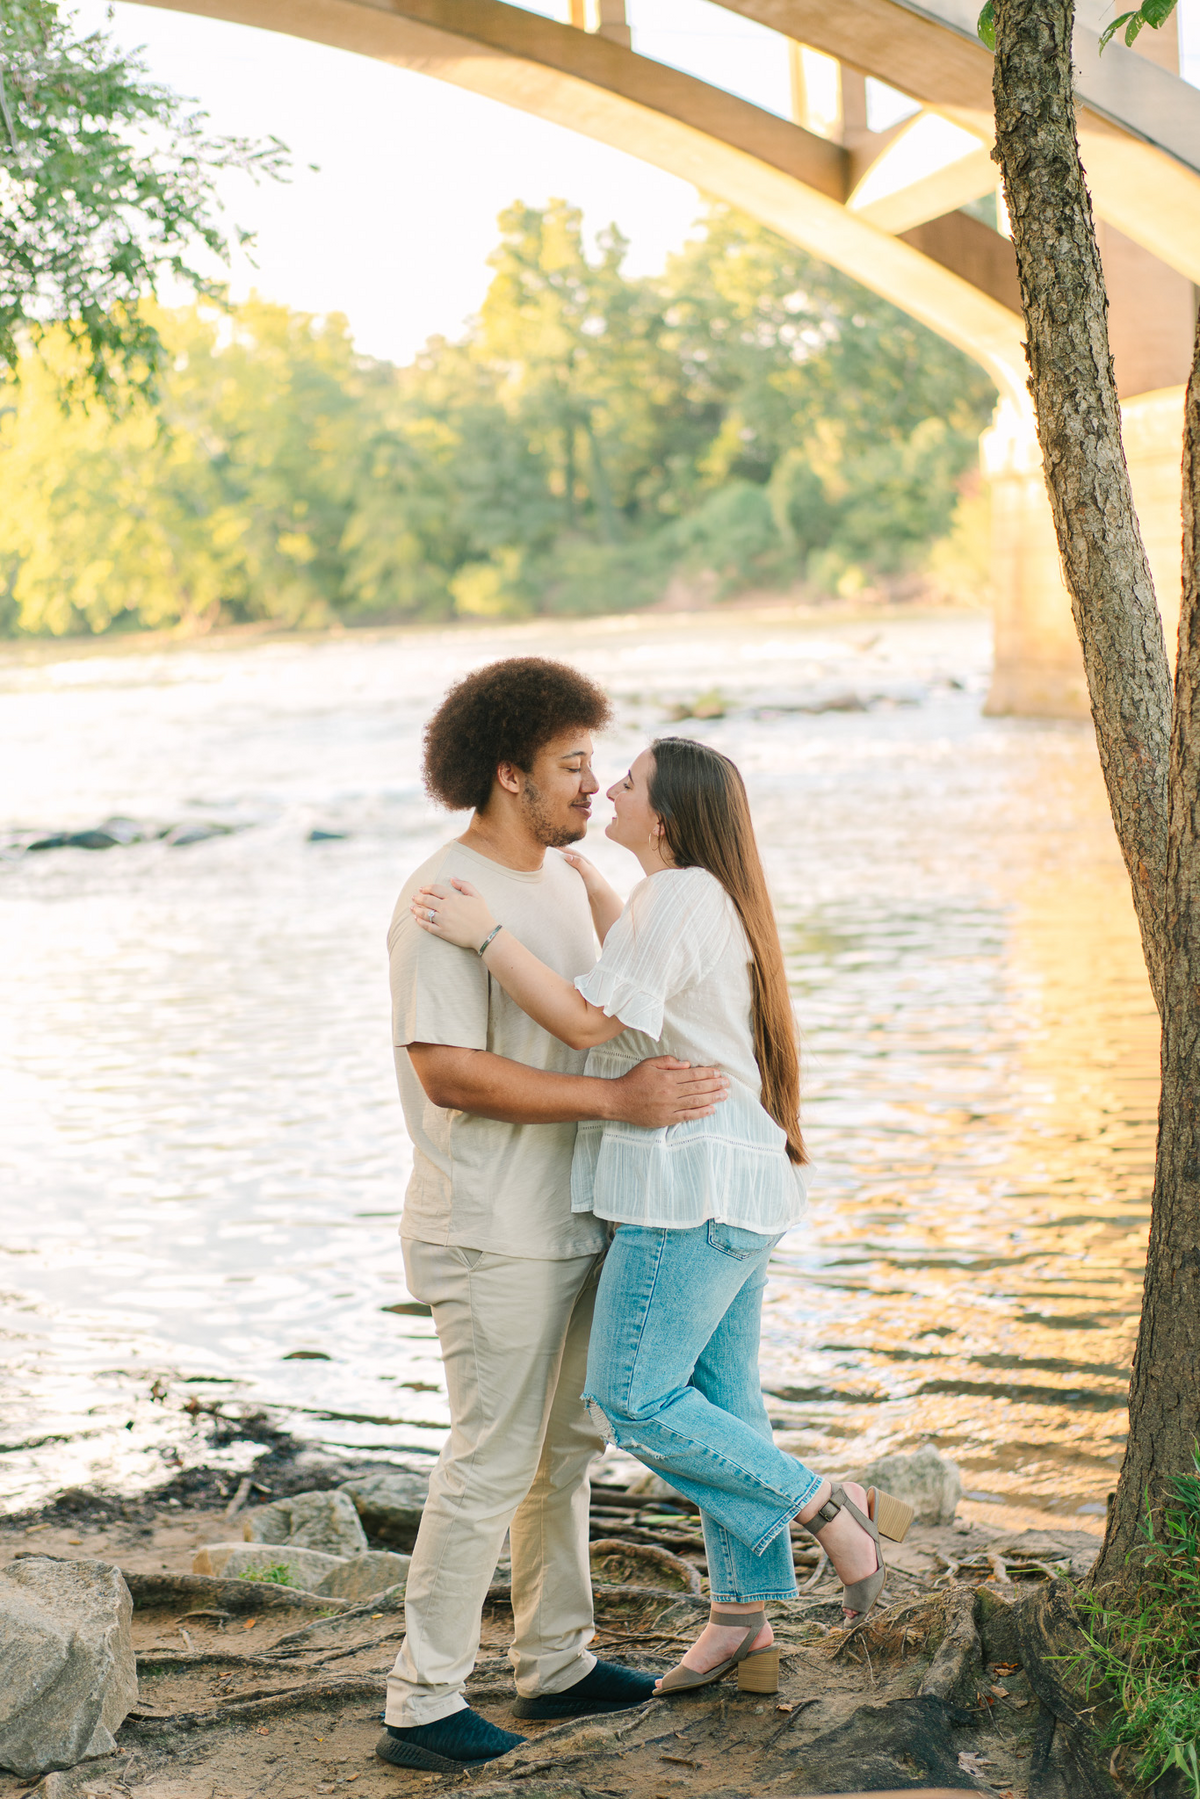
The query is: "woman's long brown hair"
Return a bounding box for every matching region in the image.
[648,737,805,1165]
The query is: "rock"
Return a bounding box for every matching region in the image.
[164,821,233,848]
[802,689,869,713]
[64,830,123,850]
[242,1489,368,1556]
[191,1543,347,1589]
[307,828,347,842]
[314,1551,411,1601]
[339,1471,430,1548]
[844,1445,963,1526]
[0,1556,137,1779]
[22,818,146,854]
[97,816,144,846]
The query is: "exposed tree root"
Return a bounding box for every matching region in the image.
[122,1569,347,1613]
[123,1674,386,1734]
[589,1539,703,1596]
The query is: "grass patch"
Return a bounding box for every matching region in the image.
[1072,1454,1200,1796]
[239,1562,298,1587]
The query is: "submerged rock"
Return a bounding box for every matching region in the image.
[339,1471,430,1548]
[164,821,234,848]
[0,1556,137,1779]
[243,1489,367,1557]
[846,1444,963,1526]
[191,1542,347,1588]
[23,817,148,853]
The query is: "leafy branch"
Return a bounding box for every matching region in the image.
[1097,0,1178,51]
[0,0,289,400]
[977,0,1178,52]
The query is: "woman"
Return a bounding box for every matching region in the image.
[412,737,911,1695]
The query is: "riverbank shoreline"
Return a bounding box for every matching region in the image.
[0,1422,1105,1564]
[0,590,987,671]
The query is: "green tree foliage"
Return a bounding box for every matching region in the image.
[0,201,997,636]
[0,0,286,398]
[0,300,371,633]
[977,0,1177,54]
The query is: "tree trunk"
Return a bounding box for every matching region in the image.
[991,0,1171,1016]
[991,0,1200,1581]
[1094,305,1200,1581]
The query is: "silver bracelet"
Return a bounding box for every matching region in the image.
[476,924,503,958]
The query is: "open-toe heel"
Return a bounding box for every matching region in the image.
[657,1608,769,1695]
[808,1484,912,1623]
[736,1644,779,1694]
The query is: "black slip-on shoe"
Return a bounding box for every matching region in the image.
[511,1657,658,1720]
[376,1708,526,1771]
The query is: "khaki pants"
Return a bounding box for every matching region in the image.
[384,1239,605,1727]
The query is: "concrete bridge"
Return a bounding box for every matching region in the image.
[141,0,1200,716]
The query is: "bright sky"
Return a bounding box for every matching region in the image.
[72,0,1200,369]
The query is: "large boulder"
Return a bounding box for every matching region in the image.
[0,1557,137,1779]
[339,1471,429,1549]
[845,1445,962,1526]
[315,1551,411,1602]
[242,1489,367,1557]
[192,1543,348,1589]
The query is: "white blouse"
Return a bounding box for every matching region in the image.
[572,865,809,1233]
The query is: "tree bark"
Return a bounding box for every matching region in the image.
[1094,303,1200,1581]
[991,0,1172,1016]
[991,0,1200,1581]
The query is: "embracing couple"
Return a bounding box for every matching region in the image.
[376,658,912,1776]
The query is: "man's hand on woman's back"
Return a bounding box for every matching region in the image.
[610,1057,729,1128]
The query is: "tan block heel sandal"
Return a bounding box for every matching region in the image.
[657,1607,779,1695]
[808,1484,914,1621]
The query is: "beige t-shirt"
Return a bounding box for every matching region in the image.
[387,840,609,1259]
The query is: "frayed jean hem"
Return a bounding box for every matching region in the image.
[747,1473,823,1558]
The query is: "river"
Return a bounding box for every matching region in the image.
[0,608,1157,1533]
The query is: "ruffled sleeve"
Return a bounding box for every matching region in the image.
[574,867,738,1039]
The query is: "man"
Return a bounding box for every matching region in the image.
[377,658,727,1775]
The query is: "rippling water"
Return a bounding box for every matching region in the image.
[0,610,1157,1526]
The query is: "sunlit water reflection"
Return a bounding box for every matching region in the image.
[0,611,1156,1525]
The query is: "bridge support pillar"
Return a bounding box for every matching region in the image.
[983,386,1186,718]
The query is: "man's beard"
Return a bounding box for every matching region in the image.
[522,778,587,849]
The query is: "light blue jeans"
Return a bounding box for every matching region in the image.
[583,1220,822,1603]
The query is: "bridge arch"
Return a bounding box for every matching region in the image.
[138,0,1200,714]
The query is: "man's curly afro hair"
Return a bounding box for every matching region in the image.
[423,657,612,813]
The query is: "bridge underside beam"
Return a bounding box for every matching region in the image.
[718,0,1200,282]
[142,0,1032,411]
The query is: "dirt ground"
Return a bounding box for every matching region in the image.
[0,1476,1104,1799]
